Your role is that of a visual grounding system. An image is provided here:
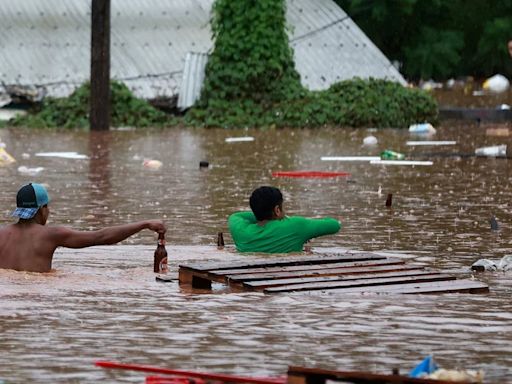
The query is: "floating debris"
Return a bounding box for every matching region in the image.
[272,171,351,178]
[35,152,88,159]
[482,74,510,93]
[0,144,16,165]
[143,159,163,169]
[486,127,509,137]
[225,136,254,143]
[406,141,456,146]
[321,156,381,162]
[371,160,433,166]
[17,166,44,176]
[474,144,507,157]
[362,135,378,146]
[408,123,436,135]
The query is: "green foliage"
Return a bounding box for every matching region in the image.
[12,81,169,129]
[475,17,512,75]
[337,0,512,79]
[404,28,464,79]
[188,77,437,128]
[187,0,437,128]
[199,0,303,104]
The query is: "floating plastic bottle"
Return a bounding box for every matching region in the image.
[408,123,436,135]
[474,144,507,158]
[380,150,405,160]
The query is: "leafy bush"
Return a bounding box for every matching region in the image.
[12,81,169,129]
[186,0,437,128]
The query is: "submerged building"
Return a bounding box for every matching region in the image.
[0,0,405,107]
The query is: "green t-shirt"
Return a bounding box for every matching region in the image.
[228,211,341,253]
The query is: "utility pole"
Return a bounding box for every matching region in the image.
[90,0,111,131]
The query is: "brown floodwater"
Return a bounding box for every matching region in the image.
[1,123,512,383]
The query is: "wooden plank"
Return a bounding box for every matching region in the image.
[290,279,489,295]
[263,274,455,293]
[242,269,437,290]
[226,261,409,282]
[178,252,385,272]
[287,366,474,384]
[179,266,223,288]
[211,257,405,276]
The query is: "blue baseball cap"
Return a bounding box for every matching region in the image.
[11,183,51,219]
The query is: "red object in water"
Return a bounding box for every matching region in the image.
[95,361,286,384]
[272,171,351,178]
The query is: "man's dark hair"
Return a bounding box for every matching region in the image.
[249,186,283,221]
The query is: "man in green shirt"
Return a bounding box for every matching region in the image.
[228,186,341,253]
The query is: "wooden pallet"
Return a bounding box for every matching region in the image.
[178,252,489,295]
[287,366,477,384]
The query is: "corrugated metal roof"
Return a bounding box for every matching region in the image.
[0,0,404,100]
[177,52,208,110]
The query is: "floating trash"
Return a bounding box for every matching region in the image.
[272,171,351,178]
[485,127,509,137]
[472,255,512,272]
[408,123,436,135]
[225,136,254,143]
[474,144,507,157]
[482,74,510,93]
[0,144,16,165]
[406,141,456,146]
[17,166,44,176]
[362,135,378,146]
[35,152,88,159]
[380,150,405,160]
[371,160,433,166]
[321,156,381,162]
[143,159,163,169]
[471,259,498,272]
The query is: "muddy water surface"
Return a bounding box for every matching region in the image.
[1,123,511,383]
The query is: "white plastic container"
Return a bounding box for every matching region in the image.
[475,144,507,157]
[362,135,378,146]
[408,123,436,135]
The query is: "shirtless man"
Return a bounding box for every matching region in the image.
[0,183,166,272]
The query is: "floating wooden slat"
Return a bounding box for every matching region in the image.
[178,253,489,295]
[287,365,474,384]
[213,257,405,276]
[226,260,407,282]
[242,270,443,291]
[294,279,489,295]
[181,252,386,272]
[263,273,455,293]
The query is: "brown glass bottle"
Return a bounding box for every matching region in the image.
[154,233,168,273]
[217,232,225,250]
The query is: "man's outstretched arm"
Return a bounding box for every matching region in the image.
[50,220,166,249]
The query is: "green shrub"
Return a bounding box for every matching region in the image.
[12,81,169,129]
[186,0,438,128]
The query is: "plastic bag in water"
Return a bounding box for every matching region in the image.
[410,355,438,378]
[471,259,498,271]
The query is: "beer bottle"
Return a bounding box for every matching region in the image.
[154,233,168,273]
[217,232,225,250]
